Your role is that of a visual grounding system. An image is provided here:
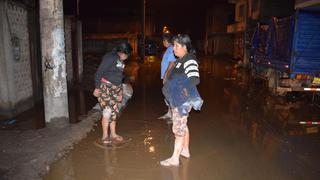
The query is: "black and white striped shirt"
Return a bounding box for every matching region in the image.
[169,53,200,86]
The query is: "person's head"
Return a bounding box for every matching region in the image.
[162,33,173,48]
[116,41,132,61]
[172,34,195,58]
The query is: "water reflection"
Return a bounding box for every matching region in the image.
[103,148,118,178]
[160,158,189,180]
[222,65,320,178]
[144,129,156,153]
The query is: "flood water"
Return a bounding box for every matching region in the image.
[43,56,320,180]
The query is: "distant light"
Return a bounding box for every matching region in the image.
[304,88,320,91]
[163,26,170,33]
[285,65,289,68]
[299,121,320,125]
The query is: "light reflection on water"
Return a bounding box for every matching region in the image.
[222,64,320,178]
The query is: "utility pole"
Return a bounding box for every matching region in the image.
[141,0,146,61]
[243,0,249,67]
[39,0,69,128]
[204,8,209,56]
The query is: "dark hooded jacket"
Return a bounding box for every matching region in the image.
[95,51,125,88]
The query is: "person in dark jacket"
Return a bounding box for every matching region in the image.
[93,41,132,144]
[160,34,202,166]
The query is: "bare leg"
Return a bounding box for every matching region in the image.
[181,127,190,158]
[101,117,110,140]
[160,108,186,166]
[172,136,184,161]
[160,136,183,166]
[110,121,117,137]
[110,121,123,141]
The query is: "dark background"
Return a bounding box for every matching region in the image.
[64,0,231,41]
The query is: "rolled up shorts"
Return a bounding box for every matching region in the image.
[97,82,122,122]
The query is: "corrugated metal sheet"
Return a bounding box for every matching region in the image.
[291,11,320,75]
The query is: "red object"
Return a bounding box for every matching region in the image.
[101,78,109,83]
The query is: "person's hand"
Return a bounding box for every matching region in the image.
[93,88,101,97]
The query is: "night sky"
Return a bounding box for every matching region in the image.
[64,0,225,40]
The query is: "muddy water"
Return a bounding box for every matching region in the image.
[43,57,320,180]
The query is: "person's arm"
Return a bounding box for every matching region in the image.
[184,59,200,86]
[163,61,175,84]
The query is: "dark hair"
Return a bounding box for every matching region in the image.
[172,34,196,54]
[116,41,133,56]
[162,33,173,43]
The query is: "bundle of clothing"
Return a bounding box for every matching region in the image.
[120,83,133,110]
[162,75,203,116]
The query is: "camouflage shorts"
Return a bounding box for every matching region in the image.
[172,108,189,137]
[97,82,122,121]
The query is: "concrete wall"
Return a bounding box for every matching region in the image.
[0,1,11,115]
[0,1,33,117]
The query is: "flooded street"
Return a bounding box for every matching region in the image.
[43,56,320,180]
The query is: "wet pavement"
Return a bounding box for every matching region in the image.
[43,56,320,180]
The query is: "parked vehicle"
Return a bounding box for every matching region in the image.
[250,10,320,94]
